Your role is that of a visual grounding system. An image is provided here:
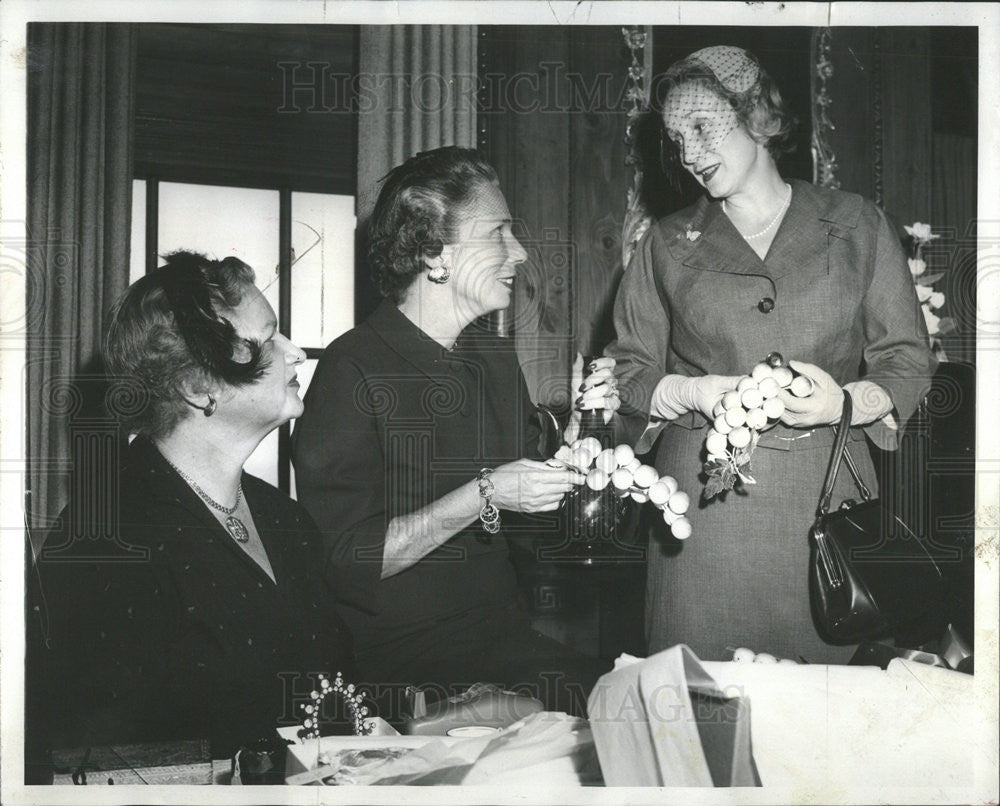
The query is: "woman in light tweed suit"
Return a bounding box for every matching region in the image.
[605,46,936,664]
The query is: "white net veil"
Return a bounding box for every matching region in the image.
[660,46,762,171]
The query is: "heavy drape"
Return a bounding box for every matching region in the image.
[26,23,135,541]
[931,132,977,366]
[356,25,478,224]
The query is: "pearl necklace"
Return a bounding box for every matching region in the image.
[723,183,792,241]
[164,458,249,543]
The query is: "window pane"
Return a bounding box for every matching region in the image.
[129,179,146,284]
[157,182,281,313]
[288,357,319,501]
[125,183,350,494]
[245,428,278,488]
[154,182,282,484]
[289,192,356,349]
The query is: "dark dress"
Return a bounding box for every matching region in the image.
[292,301,606,716]
[29,436,354,762]
[606,180,937,663]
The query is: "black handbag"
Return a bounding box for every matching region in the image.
[810,390,945,644]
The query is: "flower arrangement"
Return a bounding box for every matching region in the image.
[904,221,954,354]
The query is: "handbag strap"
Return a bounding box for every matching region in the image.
[816,389,855,518]
[841,441,873,501]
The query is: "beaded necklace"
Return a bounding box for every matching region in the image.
[723,183,792,241]
[164,458,249,543]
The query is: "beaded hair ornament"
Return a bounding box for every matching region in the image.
[298,672,374,739]
[661,46,762,167]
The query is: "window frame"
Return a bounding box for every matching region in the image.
[141,178,350,494]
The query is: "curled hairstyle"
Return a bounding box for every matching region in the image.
[104,251,269,438]
[655,51,797,178]
[368,146,499,304]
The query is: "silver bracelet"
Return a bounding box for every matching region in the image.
[477,468,501,534]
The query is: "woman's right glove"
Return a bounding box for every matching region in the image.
[651,374,744,422]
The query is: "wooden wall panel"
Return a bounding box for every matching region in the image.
[484,26,631,406]
[569,28,631,358]
[881,28,932,227]
[483,27,645,661]
[928,28,978,366]
[825,28,976,364]
[825,28,876,201]
[931,133,977,365]
[827,27,935,225]
[484,26,573,408]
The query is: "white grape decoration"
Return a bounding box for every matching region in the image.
[702,352,814,500]
[552,439,694,540]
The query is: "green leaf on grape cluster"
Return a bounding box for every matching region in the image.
[703,459,735,500]
[703,444,757,501]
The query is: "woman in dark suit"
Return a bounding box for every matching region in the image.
[293,147,616,717]
[606,46,936,663]
[31,252,354,764]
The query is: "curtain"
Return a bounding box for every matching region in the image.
[356,25,478,224]
[26,23,136,540]
[931,132,976,366]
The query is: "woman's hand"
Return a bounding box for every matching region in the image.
[563,354,620,444]
[490,459,585,513]
[651,374,744,421]
[690,375,746,420]
[778,360,844,427]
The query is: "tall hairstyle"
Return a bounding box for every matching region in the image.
[104,251,269,438]
[654,50,798,180]
[368,146,499,304]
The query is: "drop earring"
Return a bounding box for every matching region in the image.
[427,264,450,284]
[182,394,217,416]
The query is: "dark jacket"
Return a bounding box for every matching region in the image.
[31,436,354,759]
[292,302,546,680]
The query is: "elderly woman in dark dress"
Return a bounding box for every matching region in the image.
[293,147,616,717]
[605,46,936,663]
[30,252,354,765]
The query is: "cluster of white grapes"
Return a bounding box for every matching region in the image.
[731,647,800,665]
[554,438,694,540]
[705,360,814,464]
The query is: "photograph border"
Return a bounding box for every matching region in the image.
[2,2,997,805]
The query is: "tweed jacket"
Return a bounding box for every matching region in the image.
[606,178,937,452]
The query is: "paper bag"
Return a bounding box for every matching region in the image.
[587,644,760,787]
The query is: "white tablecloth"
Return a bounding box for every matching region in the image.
[700,658,983,790]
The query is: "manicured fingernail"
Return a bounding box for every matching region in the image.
[575,395,584,407]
